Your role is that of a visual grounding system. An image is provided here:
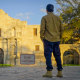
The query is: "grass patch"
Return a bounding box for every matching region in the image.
[0,64,13,67]
[63,64,80,66]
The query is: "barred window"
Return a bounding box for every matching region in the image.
[33,28,37,36]
[35,45,39,51]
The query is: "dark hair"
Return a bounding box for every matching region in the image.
[46,4,54,12]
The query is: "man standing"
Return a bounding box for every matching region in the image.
[40,4,63,78]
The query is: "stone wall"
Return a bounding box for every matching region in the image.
[0,9,80,66]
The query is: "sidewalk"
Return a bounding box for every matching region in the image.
[0,66,80,80]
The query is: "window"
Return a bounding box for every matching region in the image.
[0,28,1,37]
[13,27,16,37]
[35,45,40,51]
[33,28,37,36]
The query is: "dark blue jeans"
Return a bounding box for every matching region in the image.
[43,39,63,71]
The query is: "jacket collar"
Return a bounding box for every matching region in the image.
[47,12,53,15]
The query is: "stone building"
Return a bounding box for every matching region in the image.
[0,9,80,66]
[0,9,45,66]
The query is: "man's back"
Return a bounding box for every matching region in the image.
[41,4,63,78]
[40,12,63,42]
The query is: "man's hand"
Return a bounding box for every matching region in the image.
[40,36,44,42]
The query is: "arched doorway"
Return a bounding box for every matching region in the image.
[0,48,4,64]
[63,49,79,65]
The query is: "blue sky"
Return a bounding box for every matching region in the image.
[0,0,60,25]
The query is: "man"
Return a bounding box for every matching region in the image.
[40,4,63,78]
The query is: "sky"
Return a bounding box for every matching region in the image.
[0,0,60,25]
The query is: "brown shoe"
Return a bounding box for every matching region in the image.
[57,71,63,77]
[43,71,53,78]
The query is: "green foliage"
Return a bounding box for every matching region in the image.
[56,0,80,44]
[0,64,13,67]
[62,29,73,41]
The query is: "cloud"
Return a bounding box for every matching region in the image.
[16,12,31,20]
[16,13,23,17]
[40,8,46,13]
[26,16,30,19]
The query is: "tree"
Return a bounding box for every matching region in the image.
[56,0,80,44]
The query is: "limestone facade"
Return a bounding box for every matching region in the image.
[0,9,80,66]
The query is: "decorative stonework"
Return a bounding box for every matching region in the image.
[0,9,80,66]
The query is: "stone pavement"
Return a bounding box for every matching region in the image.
[0,66,80,80]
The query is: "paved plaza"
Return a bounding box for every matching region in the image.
[0,66,80,80]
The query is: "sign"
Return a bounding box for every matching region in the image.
[20,54,35,65]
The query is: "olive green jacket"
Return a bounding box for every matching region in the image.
[40,12,64,42]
